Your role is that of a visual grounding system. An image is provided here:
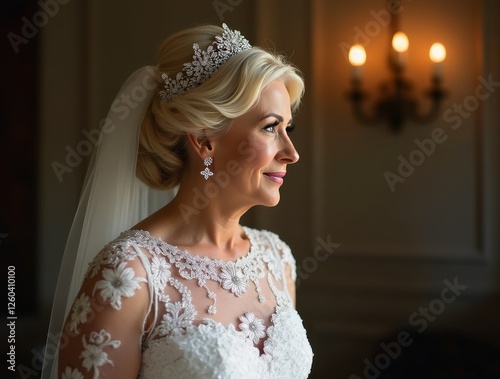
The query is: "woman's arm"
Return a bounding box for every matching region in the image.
[57,254,150,379]
[284,264,296,308]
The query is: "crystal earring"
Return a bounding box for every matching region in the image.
[200,157,213,180]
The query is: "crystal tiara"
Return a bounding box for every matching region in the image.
[159,23,252,102]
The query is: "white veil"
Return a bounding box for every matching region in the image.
[41,66,176,378]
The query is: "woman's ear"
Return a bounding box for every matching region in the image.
[186,132,213,159]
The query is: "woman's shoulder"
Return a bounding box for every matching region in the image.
[244,226,297,285]
[85,230,159,279]
[103,229,173,255]
[243,226,295,259]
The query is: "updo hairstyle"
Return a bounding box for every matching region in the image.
[137,24,304,189]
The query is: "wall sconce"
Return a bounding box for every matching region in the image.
[347,3,447,132]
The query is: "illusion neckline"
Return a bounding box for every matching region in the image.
[123,226,257,265]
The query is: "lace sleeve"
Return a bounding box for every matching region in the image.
[276,239,297,282]
[57,245,151,379]
[280,240,297,308]
[264,230,297,307]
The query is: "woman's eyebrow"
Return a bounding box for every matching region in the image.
[260,112,284,122]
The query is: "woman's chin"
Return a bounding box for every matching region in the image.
[258,193,281,208]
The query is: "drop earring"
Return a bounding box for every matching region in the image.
[200,157,213,180]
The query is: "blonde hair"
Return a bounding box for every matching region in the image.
[137,24,304,189]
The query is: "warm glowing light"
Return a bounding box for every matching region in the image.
[349,44,366,66]
[429,42,446,63]
[392,32,409,53]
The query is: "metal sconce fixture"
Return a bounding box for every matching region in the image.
[347,1,447,132]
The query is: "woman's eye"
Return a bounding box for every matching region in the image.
[263,120,280,132]
[286,123,296,133]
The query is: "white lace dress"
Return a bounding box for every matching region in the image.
[60,226,313,379]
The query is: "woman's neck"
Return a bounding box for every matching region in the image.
[132,182,252,259]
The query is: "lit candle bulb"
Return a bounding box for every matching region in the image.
[429,42,446,79]
[392,31,409,68]
[349,44,366,81]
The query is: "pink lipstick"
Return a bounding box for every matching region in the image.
[263,172,286,184]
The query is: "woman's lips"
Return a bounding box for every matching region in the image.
[263,172,286,184]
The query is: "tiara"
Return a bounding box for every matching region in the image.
[159,23,252,102]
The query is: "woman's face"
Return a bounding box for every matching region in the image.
[211,79,299,209]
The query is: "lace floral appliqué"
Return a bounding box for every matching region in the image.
[70,292,91,334]
[62,366,84,379]
[93,262,146,310]
[160,301,197,336]
[80,329,121,379]
[151,256,171,288]
[238,312,266,344]
[220,262,248,296]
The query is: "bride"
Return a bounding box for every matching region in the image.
[43,23,313,378]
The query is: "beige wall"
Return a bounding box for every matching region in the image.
[36,0,500,378]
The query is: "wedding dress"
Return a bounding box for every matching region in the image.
[62,226,313,378]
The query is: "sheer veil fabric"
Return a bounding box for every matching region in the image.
[42,66,176,378]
